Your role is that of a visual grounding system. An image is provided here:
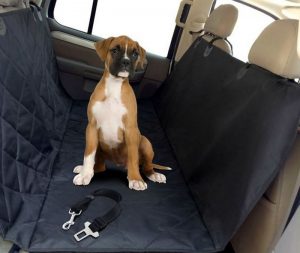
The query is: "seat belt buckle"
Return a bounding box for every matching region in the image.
[74,221,100,241]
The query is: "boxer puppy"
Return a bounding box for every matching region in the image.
[73,36,170,191]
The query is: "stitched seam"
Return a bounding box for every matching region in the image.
[1,117,50,156]
[27,101,73,249]
[2,149,49,177]
[0,84,44,126]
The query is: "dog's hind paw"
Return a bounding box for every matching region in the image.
[147,172,166,183]
[73,165,83,174]
[128,180,148,191]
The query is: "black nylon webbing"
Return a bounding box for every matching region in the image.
[70,189,122,232]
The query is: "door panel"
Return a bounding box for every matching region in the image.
[48,19,170,100]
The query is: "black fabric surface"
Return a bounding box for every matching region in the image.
[1,7,300,253]
[155,39,300,249]
[0,8,71,249]
[29,100,213,253]
[0,9,214,253]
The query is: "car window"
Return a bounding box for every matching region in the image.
[54,0,93,33]
[54,0,180,57]
[215,0,275,62]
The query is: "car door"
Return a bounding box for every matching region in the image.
[43,0,186,100]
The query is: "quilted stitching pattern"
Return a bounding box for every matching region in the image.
[0,9,71,245]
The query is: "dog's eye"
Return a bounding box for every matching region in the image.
[132,51,139,59]
[111,47,119,55]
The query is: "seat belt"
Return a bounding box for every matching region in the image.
[168,2,191,73]
[62,189,122,241]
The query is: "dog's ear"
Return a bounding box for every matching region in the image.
[136,42,147,69]
[94,37,115,62]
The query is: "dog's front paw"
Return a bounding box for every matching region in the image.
[147,172,166,183]
[73,165,83,174]
[73,171,94,186]
[128,180,148,191]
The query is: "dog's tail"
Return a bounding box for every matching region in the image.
[152,163,172,170]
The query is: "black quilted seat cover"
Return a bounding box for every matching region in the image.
[0,8,71,248]
[155,39,300,248]
[0,9,213,253]
[1,7,300,253]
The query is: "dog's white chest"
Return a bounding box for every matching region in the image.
[92,75,127,148]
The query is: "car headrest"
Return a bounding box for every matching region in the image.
[249,19,300,79]
[204,4,238,38]
[0,0,29,13]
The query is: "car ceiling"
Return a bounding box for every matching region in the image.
[239,0,300,18]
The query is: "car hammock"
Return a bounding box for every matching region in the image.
[1,6,300,253]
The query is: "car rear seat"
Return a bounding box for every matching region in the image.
[231,19,300,253]
[155,18,300,251]
[1,5,300,253]
[191,4,238,55]
[138,4,237,99]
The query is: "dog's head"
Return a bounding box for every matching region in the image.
[95,36,147,79]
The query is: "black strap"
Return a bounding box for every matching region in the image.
[193,32,221,50]
[29,1,41,11]
[209,36,224,46]
[29,3,43,22]
[89,205,121,232]
[209,36,233,55]
[225,38,233,55]
[193,32,233,55]
[8,244,20,253]
[189,29,205,36]
[70,189,122,232]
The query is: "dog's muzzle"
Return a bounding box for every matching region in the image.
[118,58,130,78]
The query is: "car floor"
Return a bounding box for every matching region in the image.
[0,238,235,253]
[0,238,26,253]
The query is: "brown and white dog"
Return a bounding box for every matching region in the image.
[73,36,170,191]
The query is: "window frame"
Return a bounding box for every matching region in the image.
[48,0,98,34]
[48,0,186,59]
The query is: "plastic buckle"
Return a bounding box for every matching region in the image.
[74,221,100,241]
[62,209,82,230]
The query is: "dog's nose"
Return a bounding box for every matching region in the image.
[121,58,130,67]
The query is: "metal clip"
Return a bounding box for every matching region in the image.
[62,209,82,230]
[74,221,100,241]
